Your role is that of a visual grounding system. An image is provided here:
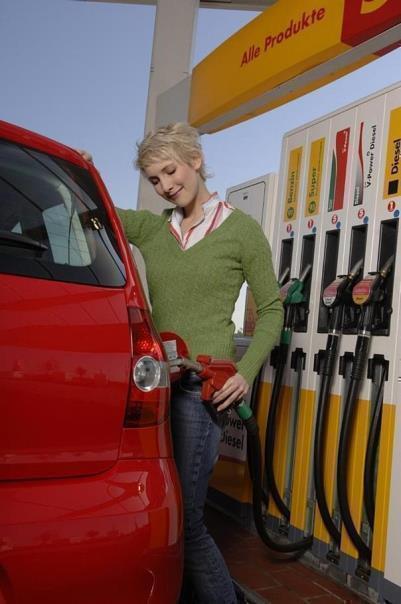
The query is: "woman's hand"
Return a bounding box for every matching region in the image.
[76,149,94,163]
[212,372,249,412]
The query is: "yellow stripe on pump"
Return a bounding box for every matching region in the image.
[371,403,396,572]
[313,393,342,543]
[291,389,316,531]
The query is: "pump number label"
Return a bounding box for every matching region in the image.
[352,277,375,305]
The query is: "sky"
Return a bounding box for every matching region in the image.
[1,0,401,212]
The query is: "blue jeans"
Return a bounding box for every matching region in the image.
[171,372,237,604]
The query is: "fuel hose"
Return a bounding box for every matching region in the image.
[336,334,372,562]
[313,260,363,546]
[363,362,386,530]
[264,338,291,519]
[313,331,342,545]
[264,266,312,522]
[235,397,313,556]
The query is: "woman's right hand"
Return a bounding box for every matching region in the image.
[76,149,94,164]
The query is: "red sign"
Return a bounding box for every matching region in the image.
[342,0,401,47]
[333,128,350,211]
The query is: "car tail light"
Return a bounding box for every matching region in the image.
[125,307,170,427]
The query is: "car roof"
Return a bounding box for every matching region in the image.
[0,120,89,169]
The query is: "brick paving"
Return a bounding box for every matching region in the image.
[205,506,369,604]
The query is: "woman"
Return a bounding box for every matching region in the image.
[81,123,283,603]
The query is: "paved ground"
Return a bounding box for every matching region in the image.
[205,506,369,603]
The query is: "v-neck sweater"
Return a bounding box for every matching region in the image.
[117,207,283,385]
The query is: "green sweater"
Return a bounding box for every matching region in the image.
[117,207,283,385]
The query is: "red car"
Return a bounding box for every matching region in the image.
[0,121,183,604]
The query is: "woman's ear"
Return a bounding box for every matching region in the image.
[191,154,202,172]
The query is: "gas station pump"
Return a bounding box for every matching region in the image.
[257,81,401,602]
[168,80,401,602]
[336,256,394,567]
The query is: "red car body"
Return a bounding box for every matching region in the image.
[0,121,183,604]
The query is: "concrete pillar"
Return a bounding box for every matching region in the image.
[137,0,199,213]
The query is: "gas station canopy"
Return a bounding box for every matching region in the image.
[80,0,276,10]
[189,0,401,132]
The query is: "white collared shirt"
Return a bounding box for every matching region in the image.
[168,193,234,250]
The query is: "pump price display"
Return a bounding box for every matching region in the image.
[352,276,375,305]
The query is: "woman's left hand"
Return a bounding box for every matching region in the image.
[212,372,249,412]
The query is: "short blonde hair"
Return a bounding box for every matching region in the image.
[135,122,208,181]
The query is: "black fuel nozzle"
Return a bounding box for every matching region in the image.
[352,255,395,333]
[379,254,395,280]
[322,258,364,332]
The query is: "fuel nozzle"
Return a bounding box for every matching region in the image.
[279,264,312,334]
[322,258,364,332]
[352,255,395,333]
[159,332,252,420]
[279,264,312,306]
[379,254,395,280]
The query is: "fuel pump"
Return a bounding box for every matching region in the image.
[336,256,394,564]
[313,259,364,548]
[264,264,312,522]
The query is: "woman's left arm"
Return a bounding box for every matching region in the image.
[213,218,283,411]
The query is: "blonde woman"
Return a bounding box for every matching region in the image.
[80,123,283,603]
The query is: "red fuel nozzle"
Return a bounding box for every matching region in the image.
[160,333,238,399]
[196,355,237,401]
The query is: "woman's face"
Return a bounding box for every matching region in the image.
[144,156,207,209]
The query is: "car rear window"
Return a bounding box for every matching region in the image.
[0,140,126,286]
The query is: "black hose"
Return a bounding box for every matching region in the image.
[313,334,341,545]
[245,414,312,556]
[246,367,267,505]
[264,343,290,520]
[336,336,371,562]
[363,365,386,530]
